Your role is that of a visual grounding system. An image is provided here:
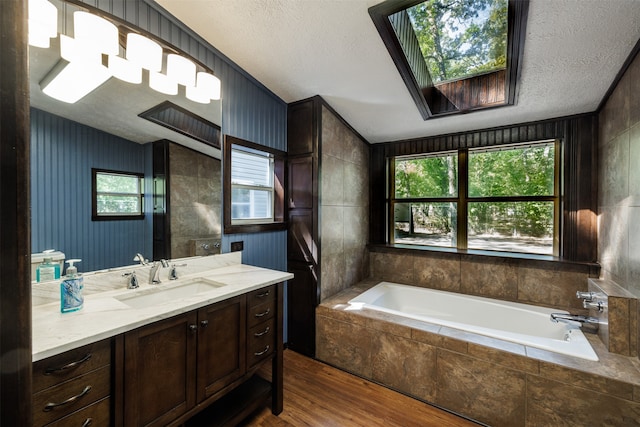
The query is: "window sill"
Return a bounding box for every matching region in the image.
[223,221,287,235]
[368,243,600,271]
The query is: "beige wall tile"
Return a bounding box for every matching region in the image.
[316,315,373,378]
[460,257,518,300]
[413,253,461,291]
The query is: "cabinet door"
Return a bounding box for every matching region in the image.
[124,312,197,427]
[197,295,246,402]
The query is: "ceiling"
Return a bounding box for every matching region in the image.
[155,0,640,144]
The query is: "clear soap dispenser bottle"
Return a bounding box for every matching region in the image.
[60,259,84,313]
[36,249,61,282]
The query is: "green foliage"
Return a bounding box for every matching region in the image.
[394,143,556,243]
[395,154,458,198]
[407,0,508,82]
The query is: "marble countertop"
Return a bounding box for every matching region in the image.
[32,253,293,362]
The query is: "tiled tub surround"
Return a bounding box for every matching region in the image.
[32,252,293,361]
[589,278,639,357]
[317,280,640,426]
[369,249,600,313]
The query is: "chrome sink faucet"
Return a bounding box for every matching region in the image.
[550,313,599,334]
[149,259,170,284]
[134,253,148,266]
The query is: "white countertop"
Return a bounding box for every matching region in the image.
[32,253,293,362]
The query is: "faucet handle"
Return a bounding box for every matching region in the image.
[583,299,605,313]
[169,263,187,281]
[576,291,596,301]
[123,271,139,289]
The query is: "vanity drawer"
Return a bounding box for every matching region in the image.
[33,365,111,427]
[33,339,111,393]
[45,396,110,427]
[247,318,275,368]
[247,299,275,328]
[247,285,275,308]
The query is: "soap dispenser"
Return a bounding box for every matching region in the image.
[60,259,84,313]
[36,249,61,282]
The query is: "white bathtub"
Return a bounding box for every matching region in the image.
[348,282,598,361]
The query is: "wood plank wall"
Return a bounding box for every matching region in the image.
[370,113,598,262]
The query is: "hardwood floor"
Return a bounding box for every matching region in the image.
[240,350,479,427]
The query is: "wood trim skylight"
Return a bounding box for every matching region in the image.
[369,0,529,120]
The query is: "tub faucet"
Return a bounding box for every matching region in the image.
[149,259,170,284]
[550,313,599,334]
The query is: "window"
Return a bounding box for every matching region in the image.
[231,147,274,223]
[92,168,144,220]
[223,135,286,234]
[369,0,528,119]
[391,141,559,255]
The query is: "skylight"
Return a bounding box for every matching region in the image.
[406,0,508,83]
[369,0,528,120]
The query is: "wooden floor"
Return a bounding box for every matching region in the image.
[239,350,479,427]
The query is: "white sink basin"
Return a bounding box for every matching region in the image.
[115,278,225,309]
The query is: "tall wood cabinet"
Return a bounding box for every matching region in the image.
[287,99,320,357]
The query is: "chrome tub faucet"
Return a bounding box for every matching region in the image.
[550,313,599,334]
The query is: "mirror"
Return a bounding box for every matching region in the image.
[29,0,223,274]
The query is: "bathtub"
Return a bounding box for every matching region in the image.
[348,282,598,361]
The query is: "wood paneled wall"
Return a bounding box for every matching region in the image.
[370,113,598,262]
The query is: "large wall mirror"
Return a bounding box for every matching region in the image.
[29,0,223,274]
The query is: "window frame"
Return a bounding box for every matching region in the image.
[223,135,287,234]
[369,0,529,120]
[91,168,145,221]
[389,140,561,256]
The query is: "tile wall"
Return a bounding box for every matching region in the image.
[370,249,598,313]
[319,106,369,300]
[169,143,222,258]
[598,48,640,299]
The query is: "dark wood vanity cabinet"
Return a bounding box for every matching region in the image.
[123,295,246,426]
[32,339,113,427]
[33,283,284,427]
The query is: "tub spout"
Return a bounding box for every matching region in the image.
[550,313,599,334]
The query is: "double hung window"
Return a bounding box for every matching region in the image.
[92,168,144,220]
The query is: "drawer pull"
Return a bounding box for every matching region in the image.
[254,308,270,318]
[43,385,91,411]
[254,326,270,337]
[256,290,270,298]
[44,354,92,375]
[254,345,270,356]
[81,418,93,427]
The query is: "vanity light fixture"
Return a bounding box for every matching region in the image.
[40,11,119,103]
[41,33,113,104]
[126,33,163,71]
[35,3,222,103]
[28,0,58,48]
[108,54,143,84]
[186,72,222,104]
[149,70,179,95]
[166,54,197,87]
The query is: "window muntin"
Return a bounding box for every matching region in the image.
[391,141,559,255]
[92,169,144,220]
[406,0,508,83]
[231,147,275,223]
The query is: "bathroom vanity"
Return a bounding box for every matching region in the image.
[31,253,292,426]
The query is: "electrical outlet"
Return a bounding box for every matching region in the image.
[230,241,244,252]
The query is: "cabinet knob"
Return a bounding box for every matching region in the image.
[188,324,198,332]
[200,320,209,328]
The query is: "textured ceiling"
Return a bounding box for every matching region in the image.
[156,0,640,143]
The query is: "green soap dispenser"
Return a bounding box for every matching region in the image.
[60,259,84,313]
[36,249,61,282]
